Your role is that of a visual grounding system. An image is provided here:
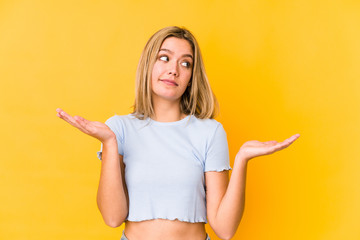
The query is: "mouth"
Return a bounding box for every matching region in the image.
[160,79,178,86]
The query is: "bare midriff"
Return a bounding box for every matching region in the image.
[124,219,207,240]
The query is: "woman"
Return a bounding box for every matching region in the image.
[56,26,300,240]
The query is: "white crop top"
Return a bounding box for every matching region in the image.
[97,113,231,223]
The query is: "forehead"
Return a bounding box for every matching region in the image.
[160,37,193,56]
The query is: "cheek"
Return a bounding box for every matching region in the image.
[151,64,161,82]
[185,70,193,82]
[151,65,161,90]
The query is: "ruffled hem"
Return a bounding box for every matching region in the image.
[125,216,207,224]
[205,166,232,172]
[97,151,102,160]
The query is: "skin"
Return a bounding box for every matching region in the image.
[56,37,300,240]
[150,37,193,122]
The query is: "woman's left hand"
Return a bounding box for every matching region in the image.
[236,134,300,162]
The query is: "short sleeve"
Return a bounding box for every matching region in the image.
[204,123,232,172]
[96,115,125,160]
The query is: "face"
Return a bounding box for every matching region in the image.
[151,37,193,103]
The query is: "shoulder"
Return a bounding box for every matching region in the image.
[104,114,124,125]
[187,116,226,142]
[189,116,225,134]
[189,116,222,129]
[105,113,138,123]
[105,113,150,130]
[104,114,133,128]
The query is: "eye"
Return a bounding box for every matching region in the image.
[159,55,169,61]
[181,61,192,68]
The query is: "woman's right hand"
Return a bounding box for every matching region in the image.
[56,108,116,143]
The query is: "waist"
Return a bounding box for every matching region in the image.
[124,219,206,240]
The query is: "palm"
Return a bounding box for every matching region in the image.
[56,108,115,143]
[236,134,300,161]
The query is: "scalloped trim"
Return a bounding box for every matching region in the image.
[97,151,102,160]
[126,216,207,224]
[205,166,232,172]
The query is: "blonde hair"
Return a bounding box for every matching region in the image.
[132,26,219,120]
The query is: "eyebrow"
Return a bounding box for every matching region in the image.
[159,48,193,59]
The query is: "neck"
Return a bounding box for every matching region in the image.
[151,97,186,122]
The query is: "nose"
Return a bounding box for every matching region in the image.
[167,61,178,77]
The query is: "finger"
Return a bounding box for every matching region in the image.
[268,143,289,153]
[289,133,300,140]
[263,134,300,154]
[58,109,76,124]
[284,134,300,145]
[56,108,63,117]
[274,134,300,151]
[74,116,92,134]
[56,109,82,129]
[56,108,65,119]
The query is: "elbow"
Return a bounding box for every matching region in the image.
[97,199,128,228]
[103,215,126,228]
[209,216,241,240]
[99,206,128,228]
[211,223,237,240]
[217,232,235,240]
[224,235,235,240]
[105,219,123,228]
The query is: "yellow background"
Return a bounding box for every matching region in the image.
[1,0,359,239]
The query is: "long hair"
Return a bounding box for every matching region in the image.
[132,26,219,120]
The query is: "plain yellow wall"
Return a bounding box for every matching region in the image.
[1,0,359,239]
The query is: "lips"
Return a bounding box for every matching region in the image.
[160,79,178,86]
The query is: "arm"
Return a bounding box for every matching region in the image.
[55,108,129,227]
[97,140,129,227]
[205,156,248,240]
[206,134,300,240]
